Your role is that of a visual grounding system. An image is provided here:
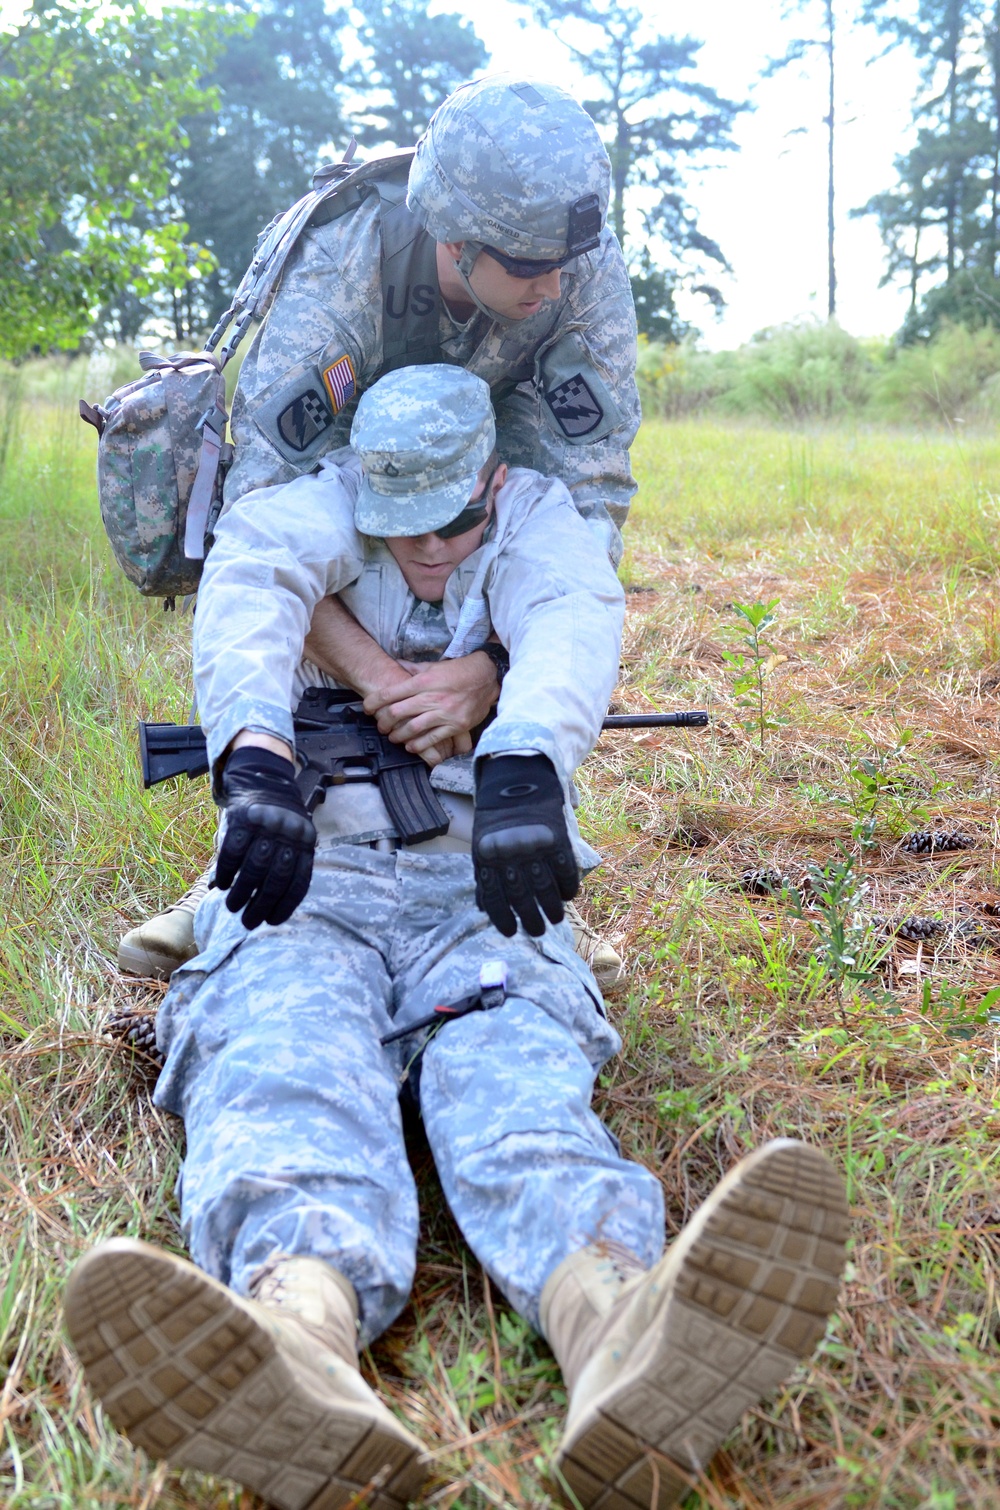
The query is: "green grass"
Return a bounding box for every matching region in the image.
[2,375,1000,1506]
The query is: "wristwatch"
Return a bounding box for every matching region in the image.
[473,640,510,688]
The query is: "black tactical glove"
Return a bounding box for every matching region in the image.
[473,753,579,937]
[214,747,316,930]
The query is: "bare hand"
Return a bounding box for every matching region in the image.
[363,653,498,758]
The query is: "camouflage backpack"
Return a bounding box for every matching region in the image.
[80,145,413,604]
[80,351,230,602]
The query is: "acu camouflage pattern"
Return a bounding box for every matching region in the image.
[88,353,231,598]
[351,366,495,536]
[406,74,611,257]
[154,848,665,1343]
[226,192,640,562]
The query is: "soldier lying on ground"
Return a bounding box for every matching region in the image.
[70,367,850,1510]
[118,72,640,990]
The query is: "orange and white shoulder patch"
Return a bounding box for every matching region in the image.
[322,355,357,415]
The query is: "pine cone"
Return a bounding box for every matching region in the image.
[896,916,946,942]
[739,866,790,896]
[900,829,976,855]
[951,919,993,949]
[105,1010,165,1079]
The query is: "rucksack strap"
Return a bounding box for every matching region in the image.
[206,147,416,370]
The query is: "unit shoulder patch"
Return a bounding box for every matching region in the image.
[544,373,603,438]
[253,355,355,466]
[535,328,624,447]
[276,388,334,453]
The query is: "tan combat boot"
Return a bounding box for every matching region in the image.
[65,1239,428,1510]
[565,899,624,991]
[117,868,213,980]
[540,1139,849,1510]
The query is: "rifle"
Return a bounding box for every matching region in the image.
[140,687,451,846]
[139,696,711,844]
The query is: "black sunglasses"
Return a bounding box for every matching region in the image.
[482,245,577,280]
[432,466,499,539]
[480,195,603,279]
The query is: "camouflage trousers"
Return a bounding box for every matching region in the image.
[154,844,665,1344]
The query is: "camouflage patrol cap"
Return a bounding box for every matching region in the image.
[351,365,496,537]
[407,74,610,260]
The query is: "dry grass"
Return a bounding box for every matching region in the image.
[2,403,1000,1507]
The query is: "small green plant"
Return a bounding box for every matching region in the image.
[912,979,1000,1041]
[841,730,951,850]
[789,849,876,1026]
[723,597,785,750]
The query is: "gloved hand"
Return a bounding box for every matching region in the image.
[214,747,316,930]
[473,753,579,937]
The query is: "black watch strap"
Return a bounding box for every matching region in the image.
[473,640,510,687]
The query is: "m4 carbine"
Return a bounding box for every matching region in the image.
[140,687,451,846]
[139,695,710,847]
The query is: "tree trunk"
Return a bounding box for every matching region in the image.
[944,0,960,279]
[826,0,836,318]
[613,108,629,246]
[991,8,1000,275]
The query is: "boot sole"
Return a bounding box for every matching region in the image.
[65,1239,428,1510]
[554,1139,849,1510]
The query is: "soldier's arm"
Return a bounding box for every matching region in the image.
[225,208,382,503]
[194,472,366,776]
[504,232,640,566]
[305,595,498,765]
[478,476,625,779]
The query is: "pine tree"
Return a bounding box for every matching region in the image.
[857,0,1000,336]
[763,0,840,319]
[523,0,742,337]
[347,0,487,144]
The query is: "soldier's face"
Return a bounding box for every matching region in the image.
[440,242,562,319]
[385,465,506,602]
[471,251,563,318]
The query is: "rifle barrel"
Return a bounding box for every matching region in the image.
[602,712,709,730]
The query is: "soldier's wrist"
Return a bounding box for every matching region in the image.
[231,729,295,763]
[470,641,509,691]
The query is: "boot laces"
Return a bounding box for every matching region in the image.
[166,869,214,917]
[593,1238,646,1286]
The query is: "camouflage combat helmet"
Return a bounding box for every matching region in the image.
[407,74,611,265]
[351,365,495,537]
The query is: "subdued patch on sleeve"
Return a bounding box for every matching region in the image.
[537,330,624,445]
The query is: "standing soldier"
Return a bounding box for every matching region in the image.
[118,72,641,990]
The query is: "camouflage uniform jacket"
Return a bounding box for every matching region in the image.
[194,455,625,863]
[226,185,640,564]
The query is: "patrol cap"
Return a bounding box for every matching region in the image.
[351,365,496,537]
[407,74,611,261]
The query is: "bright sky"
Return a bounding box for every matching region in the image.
[458,0,922,348]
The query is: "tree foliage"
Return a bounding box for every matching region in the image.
[0,0,230,358]
[857,0,1000,337]
[520,0,741,337]
[348,0,487,144]
[167,0,486,339]
[171,0,349,337]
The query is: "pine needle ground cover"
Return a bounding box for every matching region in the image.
[2,386,999,1508]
